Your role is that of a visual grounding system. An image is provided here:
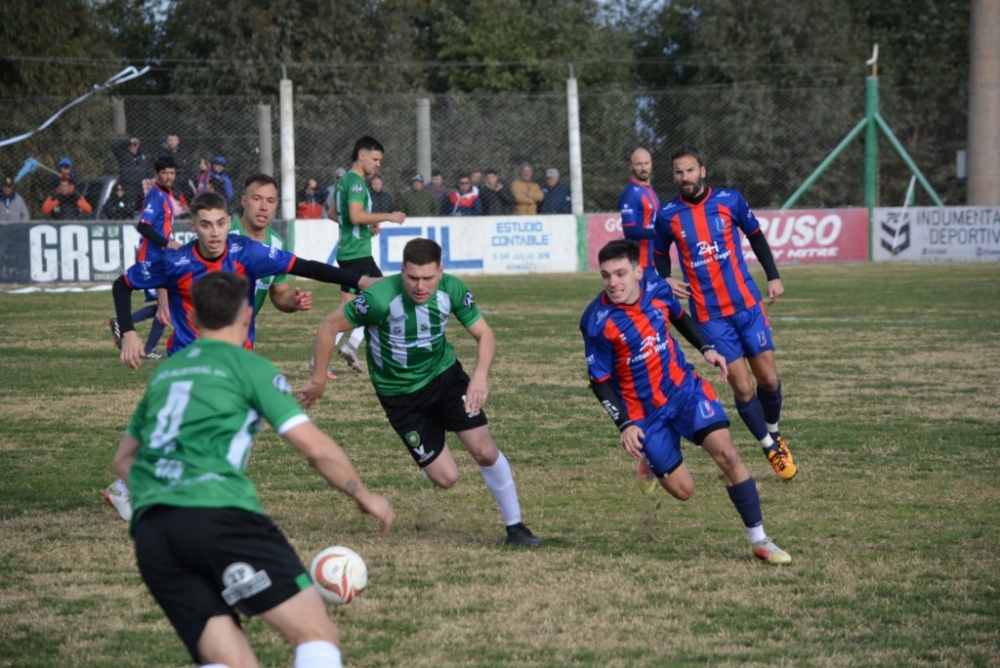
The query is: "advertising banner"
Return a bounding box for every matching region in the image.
[585,208,868,270]
[293,215,578,275]
[873,207,1000,262]
[0,220,288,284]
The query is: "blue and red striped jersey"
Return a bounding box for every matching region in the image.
[136,184,180,262]
[125,236,296,355]
[580,277,699,422]
[653,187,763,323]
[618,180,660,271]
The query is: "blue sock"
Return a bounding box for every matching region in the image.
[726,477,763,529]
[131,304,157,323]
[734,396,773,448]
[145,319,166,354]
[757,382,783,434]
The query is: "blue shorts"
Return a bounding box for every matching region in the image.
[698,303,773,363]
[637,378,730,477]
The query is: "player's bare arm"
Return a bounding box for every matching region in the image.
[464,317,497,415]
[619,424,647,460]
[766,278,784,304]
[348,200,406,226]
[283,422,394,535]
[268,283,312,313]
[297,307,354,408]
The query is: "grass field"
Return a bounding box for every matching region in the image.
[1,262,999,667]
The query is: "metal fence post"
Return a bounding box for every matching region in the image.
[567,67,584,215]
[417,98,432,182]
[258,103,273,177]
[279,70,295,222]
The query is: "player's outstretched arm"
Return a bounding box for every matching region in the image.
[283,422,394,535]
[463,318,496,414]
[112,275,144,369]
[288,258,363,290]
[297,307,354,409]
[268,283,312,313]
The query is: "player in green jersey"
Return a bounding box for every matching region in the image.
[229,173,311,316]
[328,135,406,374]
[111,271,393,668]
[299,238,541,548]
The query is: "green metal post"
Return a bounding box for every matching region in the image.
[864,75,879,223]
[780,118,867,210]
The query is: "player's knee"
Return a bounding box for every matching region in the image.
[667,482,694,501]
[427,466,459,489]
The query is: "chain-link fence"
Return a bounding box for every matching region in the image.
[0,80,967,220]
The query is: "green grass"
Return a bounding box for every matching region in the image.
[1,262,999,667]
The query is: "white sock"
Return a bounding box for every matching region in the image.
[334,331,345,348]
[479,451,521,526]
[747,525,767,544]
[766,421,779,434]
[295,640,342,668]
[114,478,129,497]
[759,434,775,450]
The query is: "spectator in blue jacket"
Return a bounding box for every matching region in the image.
[210,155,234,202]
[540,168,572,214]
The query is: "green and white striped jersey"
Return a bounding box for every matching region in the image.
[125,338,308,531]
[344,273,482,396]
[334,170,373,262]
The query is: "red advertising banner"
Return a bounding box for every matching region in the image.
[586,208,869,270]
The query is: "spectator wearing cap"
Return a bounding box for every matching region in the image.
[1,176,31,222]
[323,167,347,219]
[112,136,151,207]
[369,174,395,214]
[398,173,439,217]
[51,157,78,189]
[510,162,544,215]
[479,168,514,216]
[211,156,234,202]
[447,173,482,216]
[41,175,93,220]
[540,167,572,214]
[296,178,324,219]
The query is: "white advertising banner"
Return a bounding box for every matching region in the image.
[293,215,578,274]
[873,207,1000,262]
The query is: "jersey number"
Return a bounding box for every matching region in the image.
[149,380,194,453]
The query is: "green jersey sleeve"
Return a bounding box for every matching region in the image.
[242,353,309,435]
[444,274,482,329]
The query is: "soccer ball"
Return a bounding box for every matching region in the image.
[309,545,368,606]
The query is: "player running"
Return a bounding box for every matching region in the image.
[581,239,791,564]
[112,271,392,668]
[298,238,541,548]
[327,135,406,374]
[653,145,797,480]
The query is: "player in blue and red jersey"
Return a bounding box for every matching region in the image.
[111,191,375,370]
[618,147,661,280]
[581,240,791,564]
[107,156,188,359]
[653,145,796,480]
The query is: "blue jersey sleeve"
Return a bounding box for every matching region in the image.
[124,253,169,291]
[731,191,761,236]
[243,239,296,279]
[580,298,614,383]
[620,186,655,240]
[653,205,674,257]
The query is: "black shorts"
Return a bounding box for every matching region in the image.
[337,256,383,293]
[377,361,489,467]
[133,505,312,662]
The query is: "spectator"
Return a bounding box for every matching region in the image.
[41,175,93,220]
[0,176,30,222]
[447,174,482,216]
[296,178,324,219]
[510,162,544,215]
[112,136,150,207]
[210,156,234,202]
[323,167,347,219]
[398,173,440,217]
[194,157,213,195]
[369,174,395,214]
[51,157,77,189]
[101,180,138,220]
[429,169,450,214]
[161,133,193,200]
[540,167,572,214]
[479,168,514,216]
[470,169,483,195]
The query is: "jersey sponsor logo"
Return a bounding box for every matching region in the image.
[221,562,273,606]
[717,190,732,198]
[463,290,475,308]
[628,333,670,365]
[663,201,678,211]
[405,431,433,463]
[351,184,364,193]
[621,203,634,215]
[144,204,154,215]
[353,294,370,315]
[172,255,190,266]
[229,241,244,253]
[714,216,726,233]
[595,309,609,324]
[186,348,202,358]
[272,373,292,394]
[268,245,279,258]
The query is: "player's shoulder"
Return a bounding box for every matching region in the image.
[709,187,745,203]
[580,293,613,333]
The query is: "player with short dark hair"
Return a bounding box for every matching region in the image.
[581,239,791,564]
[298,238,542,548]
[112,270,393,668]
[653,145,797,480]
[107,154,186,359]
[327,135,406,374]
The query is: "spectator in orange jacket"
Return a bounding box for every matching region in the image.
[510,162,544,215]
[41,175,93,219]
[296,178,324,219]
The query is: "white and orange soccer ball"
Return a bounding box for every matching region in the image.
[309,545,368,606]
